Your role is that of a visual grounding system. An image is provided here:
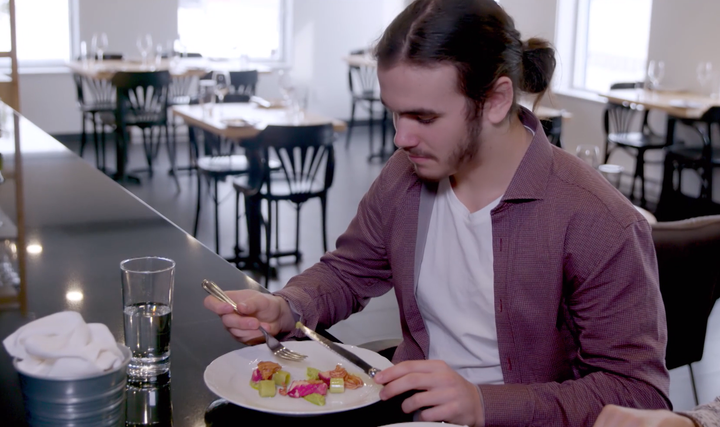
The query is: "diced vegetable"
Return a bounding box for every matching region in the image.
[251,368,263,383]
[273,370,291,387]
[303,393,326,406]
[306,367,320,380]
[258,380,276,397]
[286,380,328,398]
[318,370,331,385]
[329,377,345,393]
[249,379,260,390]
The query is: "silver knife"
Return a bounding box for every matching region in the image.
[295,321,382,378]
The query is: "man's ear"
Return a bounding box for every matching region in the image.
[483,76,514,125]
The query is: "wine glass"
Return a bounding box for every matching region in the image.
[576,145,600,169]
[697,62,713,95]
[647,60,665,91]
[277,69,295,105]
[137,34,153,66]
[80,41,88,66]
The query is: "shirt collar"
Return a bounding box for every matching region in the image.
[501,106,554,202]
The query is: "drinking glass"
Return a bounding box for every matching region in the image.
[137,34,153,66]
[697,62,713,95]
[198,80,217,117]
[79,41,88,66]
[598,164,624,189]
[121,256,175,380]
[277,69,295,106]
[213,70,230,104]
[647,60,665,91]
[575,145,600,169]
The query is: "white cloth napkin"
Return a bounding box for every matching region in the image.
[3,311,125,378]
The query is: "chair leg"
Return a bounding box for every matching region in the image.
[234,189,241,259]
[264,198,272,288]
[345,100,356,148]
[141,129,154,176]
[689,364,699,406]
[274,201,280,252]
[636,150,647,207]
[100,124,107,172]
[193,171,202,237]
[321,194,328,253]
[80,114,88,158]
[166,125,181,192]
[368,100,374,154]
[295,203,301,263]
[92,113,100,168]
[214,177,220,254]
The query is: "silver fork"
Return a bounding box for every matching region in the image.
[201,279,307,361]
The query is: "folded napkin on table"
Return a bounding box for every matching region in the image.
[3,311,125,378]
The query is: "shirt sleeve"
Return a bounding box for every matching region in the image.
[479,218,671,426]
[678,397,720,427]
[273,157,396,338]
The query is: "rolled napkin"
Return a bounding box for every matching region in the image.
[3,311,125,378]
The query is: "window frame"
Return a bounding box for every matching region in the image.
[15,0,75,70]
[177,0,293,65]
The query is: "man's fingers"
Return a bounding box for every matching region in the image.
[375,360,445,384]
[204,295,235,314]
[379,372,439,400]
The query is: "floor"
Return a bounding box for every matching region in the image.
[66,124,720,411]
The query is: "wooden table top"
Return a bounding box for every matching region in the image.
[343,54,377,68]
[171,102,347,140]
[602,88,720,119]
[67,58,272,80]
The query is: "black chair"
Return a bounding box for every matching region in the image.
[192,71,262,254]
[73,53,124,170]
[108,71,179,190]
[651,215,720,405]
[233,124,335,286]
[541,115,563,148]
[663,106,720,201]
[227,70,259,103]
[603,81,667,207]
[346,49,390,159]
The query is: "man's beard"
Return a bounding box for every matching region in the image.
[412,119,482,182]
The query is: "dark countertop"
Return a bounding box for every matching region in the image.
[0,102,263,425]
[0,103,411,426]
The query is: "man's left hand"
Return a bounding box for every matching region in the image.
[374,360,485,427]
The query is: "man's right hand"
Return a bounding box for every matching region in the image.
[203,290,296,344]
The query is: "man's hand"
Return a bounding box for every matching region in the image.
[373,360,485,427]
[203,290,296,344]
[593,405,696,427]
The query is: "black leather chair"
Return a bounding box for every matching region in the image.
[651,215,720,405]
[233,124,335,286]
[73,53,124,171]
[227,70,259,103]
[663,106,720,201]
[108,71,179,190]
[346,49,390,160]
[604,82,667,207]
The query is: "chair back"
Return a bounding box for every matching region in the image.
[651,215,720,369]
[228,70,258,102]
[169,75,197,106]
[259,124,335,200]
[112,71,171,128]
[541,116,563,148]
[73,73,115,108]
[604,82,651,136]
[348,50,378,98]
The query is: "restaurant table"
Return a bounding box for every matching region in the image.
[170,102,346,275]
[0,102,406,426]
[67,57,272,81]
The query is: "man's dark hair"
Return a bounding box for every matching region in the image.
[375,0,556,119]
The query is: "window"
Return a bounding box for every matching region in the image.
[571,0,653,93]
[15,0,72,65]
[178,0,287,62]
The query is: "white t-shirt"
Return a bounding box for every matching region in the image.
[416,177,504,385]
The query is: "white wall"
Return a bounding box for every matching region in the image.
[17,0,405,135]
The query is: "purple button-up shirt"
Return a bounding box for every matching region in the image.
[276,108,670,426]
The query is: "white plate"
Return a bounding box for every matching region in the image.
[219,118,257,128]
[204,341,394,416]
[379,423,468,427]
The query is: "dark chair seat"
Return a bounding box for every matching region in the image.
[607,132,666,149]
[665,145,720,163]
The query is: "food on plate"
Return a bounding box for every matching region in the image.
[303,393,326,406]
[249,361,364,405]
[318,364,364,390]
[258,380,276,398]
[329,377,344,393]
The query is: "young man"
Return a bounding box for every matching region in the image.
[205,1,670,425]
